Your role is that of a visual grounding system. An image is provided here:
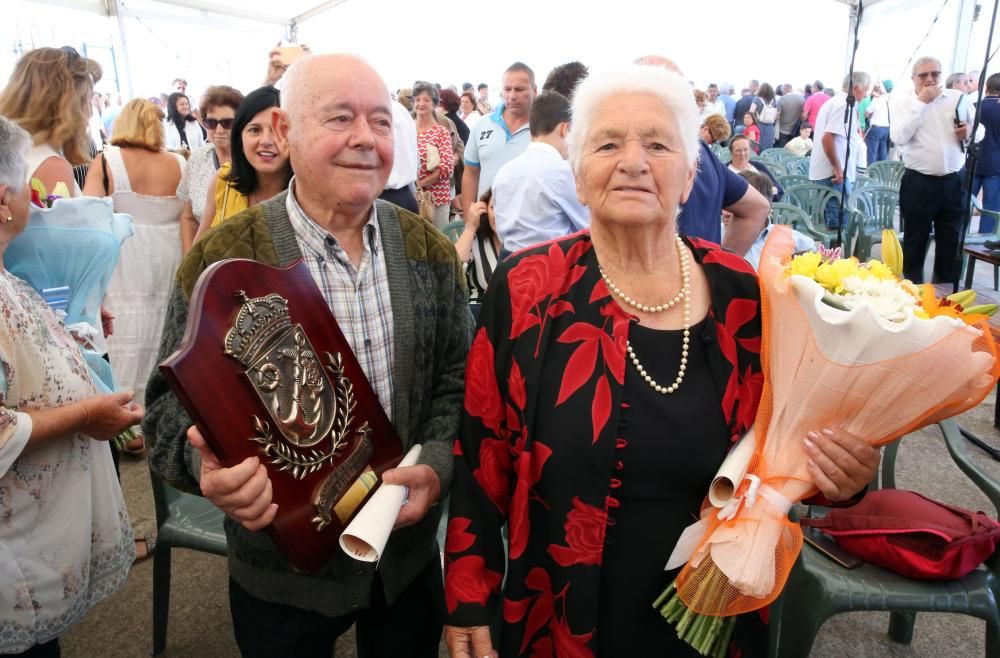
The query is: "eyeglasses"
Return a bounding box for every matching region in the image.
[204,118,235,130]
[915,71,942,79]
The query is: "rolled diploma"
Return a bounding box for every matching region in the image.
[340,444,422,562]
[708,426,756,508]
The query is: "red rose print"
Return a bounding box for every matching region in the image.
[509,360,527,411]
[509,442,553,560]
[547,497,606,566]
[550,614,595,658]
[465,328,505,434]
[508,254,552,338]
[445,555,503,613]
[504,567,555,655]
[474,437,511,513]
[445,517,476,554]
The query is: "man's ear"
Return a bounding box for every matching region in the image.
[272,108,290,147]
[0,185,13,222]
[559,122,570,140]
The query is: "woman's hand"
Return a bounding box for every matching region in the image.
[466,202,486,229]
[100,306,115,337]
[444,625,496,658]
[420,169,442,189]
[804,428,880,502]
[79,391,143,440]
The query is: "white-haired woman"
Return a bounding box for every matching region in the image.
[0,115,141,656]
[443,66,878,657]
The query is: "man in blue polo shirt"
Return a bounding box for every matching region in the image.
[461,61,536,218]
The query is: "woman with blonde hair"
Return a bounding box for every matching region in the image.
[83,98,185,464]
[0,46,102,195]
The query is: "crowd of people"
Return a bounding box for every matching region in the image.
[0,40,989,658]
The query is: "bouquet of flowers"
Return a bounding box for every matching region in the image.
[653,227,1000,656]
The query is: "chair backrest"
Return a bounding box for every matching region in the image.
[848,184,899,228]
[784,183,843,220]
[752,157,785,176]
[867,160,905,188]
[715,147,732,164]
[783,156,810,177]
[777,174,811,189]
[761,147,792,162]
[150,464,186,528]
[441,220,464,243]
[769,201,831,243]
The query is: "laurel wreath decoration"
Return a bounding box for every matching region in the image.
[248,351,357,480]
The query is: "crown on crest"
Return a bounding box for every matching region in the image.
[224,291,292,367]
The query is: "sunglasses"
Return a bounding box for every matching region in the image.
[204,118,235,130]
[915,71,941,79]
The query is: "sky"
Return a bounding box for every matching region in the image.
[3,0,998,103]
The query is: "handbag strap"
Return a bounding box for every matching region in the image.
[101,148,110,194]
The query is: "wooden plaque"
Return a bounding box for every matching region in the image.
[160,259,403,572]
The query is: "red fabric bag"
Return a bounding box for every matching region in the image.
[800,489,1000,580]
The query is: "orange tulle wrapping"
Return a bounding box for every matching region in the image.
[674,226,1000,617]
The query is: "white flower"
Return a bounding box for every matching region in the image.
[838,276,918,322]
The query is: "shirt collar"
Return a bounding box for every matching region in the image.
[285,177,380,258]
[526,141,563,158]
[490,102,531,139]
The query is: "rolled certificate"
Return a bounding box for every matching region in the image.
[708,426,756,508]
[340,444,422,562]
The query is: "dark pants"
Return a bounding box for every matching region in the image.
[776,132,794,148]
[865,126,890,165]
[900,168,965,284]
[12,639,60,658]
[228,557,444,658]
[379,185,418,214]
[972,174,1000,233]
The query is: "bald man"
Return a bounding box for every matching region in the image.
[634,55,770,255]
[144,54,472,657]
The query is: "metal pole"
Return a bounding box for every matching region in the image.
[835,0,864,249]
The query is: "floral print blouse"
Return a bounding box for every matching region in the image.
[0,269,133,652]
[444,232,764,656]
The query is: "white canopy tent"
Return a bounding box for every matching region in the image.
[4,0,1000,101]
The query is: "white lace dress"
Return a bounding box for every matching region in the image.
[0,269,133,652]
[102,146,185,406]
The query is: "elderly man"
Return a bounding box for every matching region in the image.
[893,56,978,283]
[462,63,537,219]
[809,71,872,229]
[143,54,472,658]
[776,83,805,147]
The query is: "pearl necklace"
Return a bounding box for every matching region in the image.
[599,235,688,313]
[602,236,692,394]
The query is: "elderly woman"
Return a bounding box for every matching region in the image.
[177,85,245,254]
[163,91,206,152]
[728,135,783,201]
[413,82,456,228]
[443,66,878,657]
[0,116,141,656]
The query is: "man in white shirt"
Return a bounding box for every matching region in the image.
[808,71,872,229]
[864,82,892,165]
[705,84,727,118]
[378,99,419,213]
[492,92,590,253]
[892,56,978,284]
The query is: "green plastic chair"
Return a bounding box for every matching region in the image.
[853,173,874,190]
[769,202,826,246]
[761,147,793,162]
[783,156,810,177]
[441,220,465,243]
[783,183,844,245]
[150,467,228,656]
[776,174,811,189]
[867,160,905,188]
[844,185,899,259]
[716,147,732,164]
[768,419,1000,657]
[752,157,785,176]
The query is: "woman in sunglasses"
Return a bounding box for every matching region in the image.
[196,86,291,237]
[176,85,244,254]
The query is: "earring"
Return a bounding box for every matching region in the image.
[0,211,11,223]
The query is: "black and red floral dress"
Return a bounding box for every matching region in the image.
[444,231,767,657]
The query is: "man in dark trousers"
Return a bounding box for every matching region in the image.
[892,56,978,283]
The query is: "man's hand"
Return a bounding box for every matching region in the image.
[954,121,970,142]
[831,168,845,185]
[381,464,441,528]
[803,428,880,502]
[188,426,278,531]
[917,84,942,104]
[444,625,496,658]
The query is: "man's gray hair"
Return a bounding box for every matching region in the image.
[912,56,941,76]
[0,116,30,193]
[279,54,315,121]
[568,65,700,174]
[842,71,872,91]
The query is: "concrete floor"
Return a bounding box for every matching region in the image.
[61,239,1000,658]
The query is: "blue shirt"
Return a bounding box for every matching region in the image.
[464,103,532,198]
[977,96,1000,177]
[491,142,591,251]
[678,142,749,244]
[720,95,736,123]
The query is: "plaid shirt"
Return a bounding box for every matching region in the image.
[285,180,395,419]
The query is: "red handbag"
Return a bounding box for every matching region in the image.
[800,489,1000,580]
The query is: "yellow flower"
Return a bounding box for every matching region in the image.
[789,252,822,279]
[815,258,861,293]
[864,260,895,281]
